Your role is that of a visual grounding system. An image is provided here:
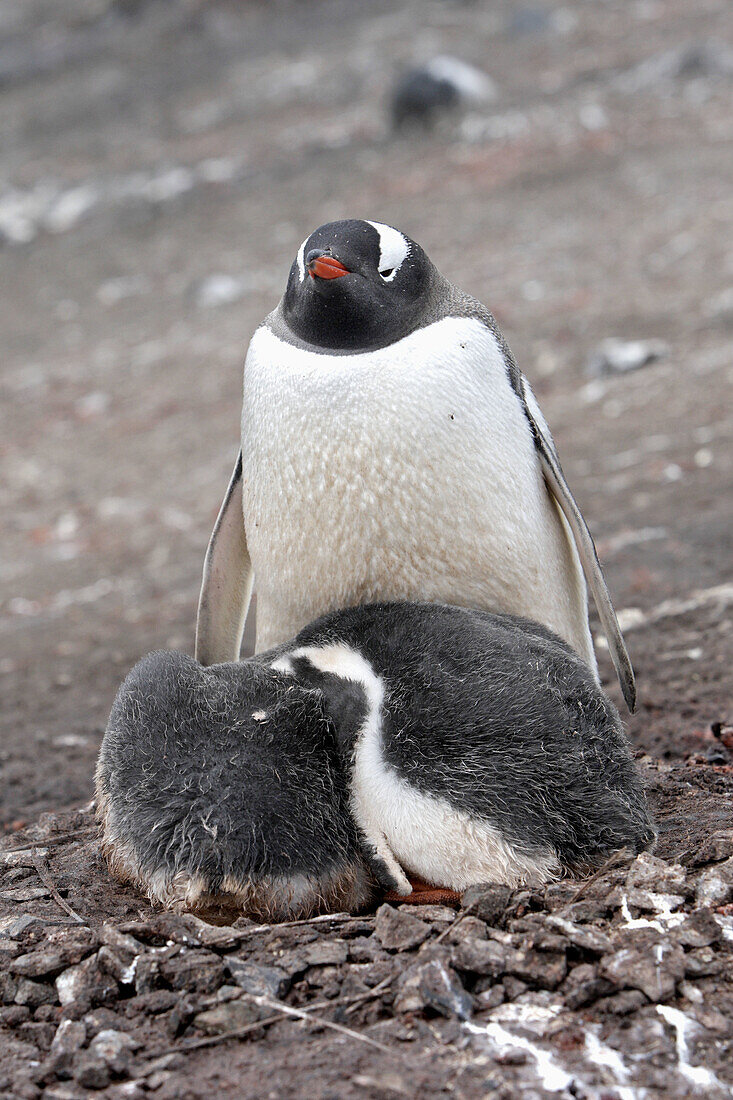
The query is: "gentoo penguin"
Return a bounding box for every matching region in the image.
[195,218,635,712]
[98,603,654,916]
[96,650,372,920]
[391,56,495,130]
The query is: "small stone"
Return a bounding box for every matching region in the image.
[543,882,581,910]
[596,989,648,1015]
[302,964,341,997]
[684,947,723,978]
[0,885,51,901]
[600,943,685,1002]
[339,971,370,1000]
[159,951,226,994]
[0,912,43,936]
[501,977,528,1000]
[475,985,505,1010]
[674,909,722,948]
[395,959,472,1020]
[623,887,686,913]
[142,913,242,951]
[99,925,141,953]
[14,977,57,1008]
[562,899,610,923]
[18,1020,56,1050]
[0,972,19,1003]
[0,849,48,868]
[88,1029,138,1075]
[46,1019,87,1079]
[270,947,308,977]
[216,984,244,1002]
[12,949,79,980]
[545,915,612,954]
[132,954,161,994]
[347,938,389,963]
[164,995,198,1039]
[6,1078,41,1100]
[41,1085,88,1100]
[226,959,290,999]
[145,1070,173,1091]
[694,1006,731,1035]
[562,963,615,1009]
[493,1047,528,1066]
[83,1007,128,1037]
[447,916,488,942]
[124,990,178,1015]
[302,938,349,967]
[626,853,686,892]
[193,1000,263,1035]
[1,1003,32,1027]
[451,937,508,977]
[695,859,733,907]
[505,947,567,990]
[374,905,431,951]
[106,1086,146,1100]
[461,884,512,924]
[73,1054,111,1090]
[97,946,137,984]
[56,955,118,1008]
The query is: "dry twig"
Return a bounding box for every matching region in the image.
[236,911,363,937]
[567,848,634,905]
[431,902,476,946]
[31,849,87,925]
[1,825,97,853]
[251,993,395,1055]
[150,975,395,1059]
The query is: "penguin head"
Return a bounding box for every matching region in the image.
[281,219,438,351]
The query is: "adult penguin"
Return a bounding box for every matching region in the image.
[195,220,635,710]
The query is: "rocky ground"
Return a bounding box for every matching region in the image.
[1,786,733,1099]
[1,0,732,1096]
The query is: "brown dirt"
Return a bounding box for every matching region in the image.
[1,0,732,1096]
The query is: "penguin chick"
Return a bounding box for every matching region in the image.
[278,601,656,895]
[101,604,654,916]
[195,219,636,712]
[96,650,374,921]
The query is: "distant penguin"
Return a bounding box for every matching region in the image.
[391,56,495,130]
[195,218,636,711]
[98,603,654,917]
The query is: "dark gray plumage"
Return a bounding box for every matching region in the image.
[96,651,372,920]
[98,603,655,919]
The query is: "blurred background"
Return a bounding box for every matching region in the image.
[1,0,731,828]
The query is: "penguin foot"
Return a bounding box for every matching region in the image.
[383,875,461,908]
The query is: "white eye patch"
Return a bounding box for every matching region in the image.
[295,237,308,282]
[367,221,410,282]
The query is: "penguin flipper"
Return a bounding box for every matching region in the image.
[195,451,253,665]
[519,378,636,713]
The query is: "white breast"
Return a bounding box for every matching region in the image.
[278,642,560,893]
[241,316,591,663]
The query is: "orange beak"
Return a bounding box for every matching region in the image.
[308,256,350,280]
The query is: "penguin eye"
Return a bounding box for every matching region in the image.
[379,268,395,281]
